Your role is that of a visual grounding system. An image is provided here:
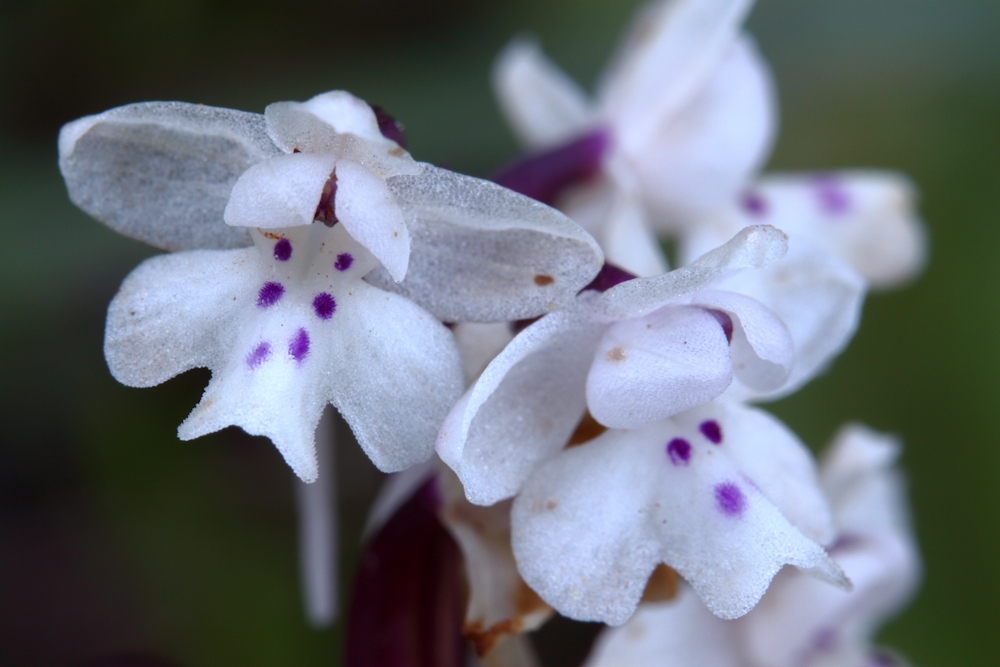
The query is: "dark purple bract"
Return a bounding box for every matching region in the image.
[372,105,408,148]
[581,262,636,294]
[492,128,611,205]
[257,281,285,308]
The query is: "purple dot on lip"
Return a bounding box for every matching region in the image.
[699,420,723,444]
[273,238,292,261]
[289,328,310,362]
[811,627,838,653]
[714,482,746,517]
[813,174,851,215]
[313,292,336,320]
[257,282,285,308]
[666,438,691,466]
[335,253,353,271]
[740,190,768,217]
[246,341,272,369]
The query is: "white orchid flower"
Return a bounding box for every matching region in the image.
[437,225,796,505]
[581,423,919,667]
[58,90,603,483]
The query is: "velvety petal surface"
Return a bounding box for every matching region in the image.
[492,38,595,149]
[512,403,847,625]
[369,163,604,322]
[59,101,280,250]
[437,299,606,504]
[224,152,338,228]
[586,305,733,429]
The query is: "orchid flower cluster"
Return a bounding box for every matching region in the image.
[59,0,926,665]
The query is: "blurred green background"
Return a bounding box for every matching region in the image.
[1,0,998,665]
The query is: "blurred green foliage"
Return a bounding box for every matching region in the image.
[1,0,998,665]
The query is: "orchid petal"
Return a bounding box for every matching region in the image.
[452,322,516,386]
[223,151,338,228]
[741,171,928,288]
[265,91,422,179]
[437,300,605,504]
[599,224,787,320]
[739,425,920,667]
[334,159,410,281]
[493,38,595,149]
[712,240,866,401]
[598,0,754,154]
[690,289,793,392]
[583,590,740,667]
[586,305,732,429]
[369,163,604,322]
[59,101,280,250]
[512,407,847,625]
[630,36,777,222]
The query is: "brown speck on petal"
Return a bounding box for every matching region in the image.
[606,346,626,362]
[534,274,555,286]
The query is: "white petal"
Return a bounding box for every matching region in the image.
[690,289,793,392]
[437,300,606,504]
[738,424,918,667]
[512,412,846,625]
[333,159,410,281]
[743,171,928,289]
[265,91,422,179]
[59,101,279,250]
[599,224,787,320]
[104,248,253,388]
[629,36,777,223]
[587,305,732,429]
[224,152,338,228]
[326,281,464,473]
[492,38,596,149]
[715,239,866,401]
[370,163,604,322]
[598,0,754,154]
[583,590,741,667]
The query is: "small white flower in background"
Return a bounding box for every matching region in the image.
[493,0,926,290]
[58,90,603,482]
[438,225,796,505]
[581,424,919,667]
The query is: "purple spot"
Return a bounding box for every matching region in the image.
[740,190,768,217]
[811,627,838,653]
[581,263,636,293]
[335,253,354,271]
[828,533,864,554]
[714,482,746,517]
[699,420,723,444]
[314,170,338,226]
[813,174,851,215]
[273,238,292,261]
[666,438,691,466]
[289,328,310,362]
[492,128,611,205]
[372,105,408,148]
[257,282,285,308]
[246,341,272,369]
[706,309,733,342]
[313,292,336,320]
